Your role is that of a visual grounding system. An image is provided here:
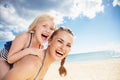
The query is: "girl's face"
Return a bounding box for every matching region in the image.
[48,31,73,60]
[35,19,55,44]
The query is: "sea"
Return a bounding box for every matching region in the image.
[66,50,120,62]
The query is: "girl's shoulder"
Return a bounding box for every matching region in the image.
[15,32,30,39]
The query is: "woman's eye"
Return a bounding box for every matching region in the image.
[58,40,62,43]
[67,44,71,48]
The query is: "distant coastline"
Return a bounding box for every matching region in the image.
[67,50,120,62]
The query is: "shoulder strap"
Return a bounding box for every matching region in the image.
[34,50,46,80]
[27,32,33,48]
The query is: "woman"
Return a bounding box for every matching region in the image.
[0,14,56,80]
[3,27,74,80]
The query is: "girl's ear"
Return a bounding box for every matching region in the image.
[34,23,39,31]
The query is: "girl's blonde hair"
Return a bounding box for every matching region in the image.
[28,14,56,32]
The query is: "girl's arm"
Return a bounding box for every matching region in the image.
[7,32,42,64]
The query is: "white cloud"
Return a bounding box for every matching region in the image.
[113,0,120,7]
[0,31,15,41]
[48,10,65,24]
[0,3,32,41]
[69,0,104,19]
[0,0,104,41]
[0,4,29,32]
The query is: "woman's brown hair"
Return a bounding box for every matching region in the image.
[49,27,74,76]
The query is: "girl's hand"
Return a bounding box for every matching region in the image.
[26,47,44,58]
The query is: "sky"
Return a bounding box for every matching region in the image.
[0,0,120,54]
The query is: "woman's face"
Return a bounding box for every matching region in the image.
[35,19,55,44]
[48,31,74,60]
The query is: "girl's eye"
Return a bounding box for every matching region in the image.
[50,27,54,31]
[43,25,46,27]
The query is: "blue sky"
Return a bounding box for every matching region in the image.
[0,0,120,54]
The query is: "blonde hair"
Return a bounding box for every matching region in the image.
[28,14,56,32]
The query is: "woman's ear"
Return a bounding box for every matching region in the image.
[48,38,52,46]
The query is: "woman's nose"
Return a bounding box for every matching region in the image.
[60,44,66,51]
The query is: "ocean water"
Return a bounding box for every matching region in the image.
[66,50,120,62]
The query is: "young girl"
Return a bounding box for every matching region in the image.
[0,14,56,80]
[3,27,74,80]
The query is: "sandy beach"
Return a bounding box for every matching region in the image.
[44,58,120,80]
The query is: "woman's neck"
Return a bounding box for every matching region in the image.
[44,49,55,66]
